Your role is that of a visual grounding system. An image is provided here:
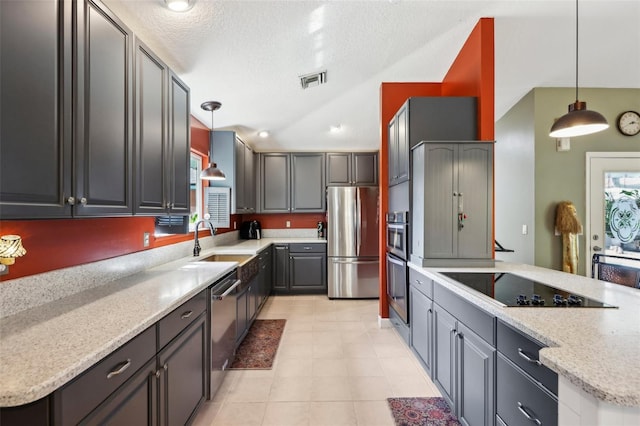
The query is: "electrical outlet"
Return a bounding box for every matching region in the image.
[233,221,237,229]
[522,225,528,235]
[143,232,150,247]
[286,220,291,228]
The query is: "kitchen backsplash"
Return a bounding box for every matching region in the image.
[0,231,239,319]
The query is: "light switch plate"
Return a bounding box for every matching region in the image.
[556,138,570,152]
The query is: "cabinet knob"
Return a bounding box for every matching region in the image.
[66,196,76,205]
[79,197,87,205]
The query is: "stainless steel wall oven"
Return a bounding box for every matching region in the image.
[386,211,409,324]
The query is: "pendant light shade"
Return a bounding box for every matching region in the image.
[549,101,609,138]
[549,0,608,138]
[200,101,226,181]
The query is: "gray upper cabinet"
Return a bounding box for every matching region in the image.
[388,97,477,187]
[134,41,167,215]
[167,71,191,214]
[411,141,494,265]
[209,132,255,214]
[1,0,190,220]
[291,153,325,211]
[74,0,134,216]
[0,0,135,218]
[0,0,73,218]
[259,153,325,213]
[259,153,290,213]
[326,152,377,186]
[134,44,190,216]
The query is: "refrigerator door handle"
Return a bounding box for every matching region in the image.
[331,259,379,265]
[356,188,362,256]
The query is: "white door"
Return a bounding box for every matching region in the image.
[586,152,640,275]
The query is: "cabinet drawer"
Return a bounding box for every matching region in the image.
[409,268,433,299]
[433,280,495,345]
[158,290,207,349]
[497,320,558,394]
[496,354,557,426]
[289,243,326,253]
[54,326,156,426]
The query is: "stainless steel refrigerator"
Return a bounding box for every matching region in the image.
[327,186,380,298]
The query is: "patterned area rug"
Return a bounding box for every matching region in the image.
[387,397,461,426]
[230,319,286,369]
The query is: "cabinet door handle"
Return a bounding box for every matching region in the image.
[517,348,542,366]
[180,310,193,319]
[517,402,542,425]
[107,359,132,379]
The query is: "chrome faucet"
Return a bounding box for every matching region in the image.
[193,218,216,257]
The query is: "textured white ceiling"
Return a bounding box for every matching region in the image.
[103,0,640,152]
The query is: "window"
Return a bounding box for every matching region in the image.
[189,152,203,231]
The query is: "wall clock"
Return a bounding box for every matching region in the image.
[617,110,640,136]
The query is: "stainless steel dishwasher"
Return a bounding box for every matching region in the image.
[208,269,241,399]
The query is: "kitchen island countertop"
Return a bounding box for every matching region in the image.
[409,261,640,407]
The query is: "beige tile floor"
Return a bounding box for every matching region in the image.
[193,295,441,426]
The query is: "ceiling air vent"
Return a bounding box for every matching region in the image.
[299,70,327,89]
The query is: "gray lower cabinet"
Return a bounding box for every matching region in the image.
[411,141,494,265]
[257,247,273,307]
[410,285,433,376]
[3,291,208,426]
[272,244,327,294]
[495,320,557,426]
[326,152,378,186]
[273,244,290,292]
[78,358,158,426]
[433,303,496,426]
[236,283,250,344]
[158,314,207,426]
[259,153,325,213]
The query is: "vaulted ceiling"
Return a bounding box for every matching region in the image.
[103,0,640,152]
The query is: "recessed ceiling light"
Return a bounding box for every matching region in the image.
[329,124,342,133]
[258,130,270,138]
[165,0,193,12]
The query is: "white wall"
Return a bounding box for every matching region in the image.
[495,90,536,264]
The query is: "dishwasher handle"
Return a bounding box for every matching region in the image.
[212,279,242,300]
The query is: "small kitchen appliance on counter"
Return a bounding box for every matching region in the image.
[239,220,261,239]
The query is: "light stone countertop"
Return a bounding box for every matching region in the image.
[0,237,326,408]
[409,261,640,407]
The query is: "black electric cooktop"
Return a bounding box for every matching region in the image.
[440,272,617,308]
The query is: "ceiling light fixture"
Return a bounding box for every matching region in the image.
[165,0,194,12]
[258,130,270,138]
[329,124,342,133]
[299,70,327,89]
[549,0,608,138]
[200,101,226,181]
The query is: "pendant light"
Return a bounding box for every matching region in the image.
[200,101,226,181]
[549,0,608,138]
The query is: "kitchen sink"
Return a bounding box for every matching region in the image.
[199,254,254,265]
[198,254,258,283]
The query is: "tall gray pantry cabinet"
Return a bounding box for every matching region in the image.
[411,141,494,265]
[0,0,191,220]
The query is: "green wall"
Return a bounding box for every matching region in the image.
[532,87,640,275]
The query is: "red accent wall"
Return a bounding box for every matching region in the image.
[241,213,326,230]
[442,18,495,141]
[378,19,495,318]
